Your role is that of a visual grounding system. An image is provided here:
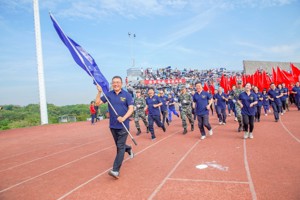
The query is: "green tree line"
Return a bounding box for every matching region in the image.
[0,103,108,130]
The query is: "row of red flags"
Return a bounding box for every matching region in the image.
[203,63,300,93]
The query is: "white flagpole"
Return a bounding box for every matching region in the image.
[33,0,48,125]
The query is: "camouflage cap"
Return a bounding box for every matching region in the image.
[237,80,242,84]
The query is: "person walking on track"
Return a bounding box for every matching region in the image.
[133,90,149,135]
[238,83,258,139]
[96,76,134,179]
[178,86,194,134]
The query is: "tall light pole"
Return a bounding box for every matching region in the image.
[128,32,136,67]
[33,0,48,125]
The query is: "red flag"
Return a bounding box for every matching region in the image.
[219,74,229,93]
[203,82,209,91]
[272,68,277,84]
[276,67,284,84]
[230,75,237,88]
[209,84,215,94]
[291,63,300,82]
[242,74,246,86]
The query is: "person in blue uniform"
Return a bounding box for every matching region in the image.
[96,76,134,179]
[168,93,179,122]
[238,83,258,139]
[281,83,289,112]
[159,90,169,126]
[262,89,270,115]
[213,87,228,125]
[253,86,263,122]
[193,82,213,140]
[145,87,166,140]
[268,83,283,122]
[291,82,300,110]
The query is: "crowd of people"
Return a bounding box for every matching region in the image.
[91,69,300,179]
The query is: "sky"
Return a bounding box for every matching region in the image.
[0,0,299,106]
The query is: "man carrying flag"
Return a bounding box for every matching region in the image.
[50,13,136,179]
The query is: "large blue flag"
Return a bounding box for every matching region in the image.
[49,13,109,93]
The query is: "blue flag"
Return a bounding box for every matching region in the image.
[49,13,109,93]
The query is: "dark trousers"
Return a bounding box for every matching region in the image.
[91,113,96,124]
[161,110,168,126]
[271,102,281,120]
[148,115,163,137]
[263,104,270,114]
[255,105,262,120]
[216,107,226,123]
[295,96,300,110]
[242,115,254,133]
[197,115,212,136]
[110,128,131,172]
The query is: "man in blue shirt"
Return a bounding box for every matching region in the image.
[145,88,166,140]
[238,83,258,139]
[167,93,179,122]
[253,86,263,122]
[268,83,283,122]
[159,90,169,127]
[291,82,300,110]
[281,83,289,112]
[96,76,134,179]
[213,87,228,125]
[193,82,213,140]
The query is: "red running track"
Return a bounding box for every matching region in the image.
[0,106,299,200]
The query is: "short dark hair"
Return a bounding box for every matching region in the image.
[112,76,122,82]
[195,81,202,86]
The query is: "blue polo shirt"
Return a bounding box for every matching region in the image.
[280,87,288,101]
[239,91,258,116]
[254,92,263,107]
[213,92,227,109]
[292,86,300,98]
[146,95,161,116]
[159,95,168,111]
[262,93,270,106]
[101,89,133,129]
[268,88,282,105]
[193,90,212,116]
[168,97,175,109]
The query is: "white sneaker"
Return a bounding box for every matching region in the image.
[244,132,249,139]
[209,129,213,136]
[265,113,267,116]
[219,122,223,125]
[249,132,253,139]
[228,114,231,116]
[129,148,134,159]
[234,117,238,121]
[222,122,226,125]
[281,113,283,116]
[201,135,206,140]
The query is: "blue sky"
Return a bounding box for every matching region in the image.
[0,0,299,106]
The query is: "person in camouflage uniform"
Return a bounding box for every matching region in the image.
[134,90,149,135]
[178,86,194,134]
[229,80,244,132]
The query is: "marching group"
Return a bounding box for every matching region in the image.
[94,75,300,179]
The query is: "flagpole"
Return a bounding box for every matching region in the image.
[33,0,48,125]
[50,13,136,145]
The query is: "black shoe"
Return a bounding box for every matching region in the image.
[258,119,260,122]
[136,128,141,136]
[162,126,166,132]
[146,126,149,133]
[275,119,278,122]
[183,128,187,135]
[191,124,194,131]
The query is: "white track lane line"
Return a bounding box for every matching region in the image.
[279,118,300,143]
[57,125,183,200]
[243,140,257,200]
[148,125,218,200]
[0,137,110,173]
[0,145,114,193]
[168,177,249,184]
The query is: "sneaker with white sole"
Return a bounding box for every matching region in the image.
[244,132,249,139]
[200,135,206,140]
[209,129,213,136]
[129,148,134,159]
[108,170,119,179]
[249,132,253,139]
[234,117,238,121]
[219,122,223,125]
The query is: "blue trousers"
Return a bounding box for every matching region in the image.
[271,102,281,120]
[216,107,226,123]
[168,107,179,121]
